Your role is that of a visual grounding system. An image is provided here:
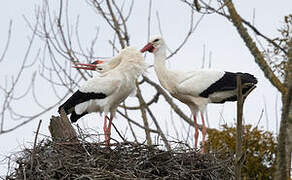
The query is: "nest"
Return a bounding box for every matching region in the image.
[6,139,234,179]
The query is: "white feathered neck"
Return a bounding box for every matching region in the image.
[103,46,148,78]
[152,43,176,91]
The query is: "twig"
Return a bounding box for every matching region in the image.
[122,100,138,143]
[112,122,126,142]
[117,109,159,134]
[145,102,171,151]
[23,166,27,180]
[30,119,42,171]
[0,20,12,63]
[105,0,125,48]
[119,92,160,110]
[147,0,152,42]
[167,7,204,59]
[76,124,91,156]
[182,0,288,55]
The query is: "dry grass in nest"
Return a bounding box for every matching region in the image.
[6,138,234,179]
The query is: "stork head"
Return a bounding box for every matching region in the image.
[140,36,165,54]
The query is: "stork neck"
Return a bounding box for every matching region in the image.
[153,47,175,91]
[153,47,167,72]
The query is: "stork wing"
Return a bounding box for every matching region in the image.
[80,75,122,96]
[176,69,225,96]
[59,75,122,114]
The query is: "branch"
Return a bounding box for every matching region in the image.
[167,6,205,59]
[0,20,12,63]
[182,0,288,55]
[121,101,138,143]
[224,0,287,94]
[135,82,152,146]
[117,109,159,134]
[0,100,61,135]
[240,18,288,55]
[105,0,126,48]
[119,92,160,110]
[146,105,171,151]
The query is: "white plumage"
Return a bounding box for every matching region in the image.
[93,55,123,74]
[141,36,257,152]
[59,47,148,144]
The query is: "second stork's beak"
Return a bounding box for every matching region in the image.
[73,60,104,70]
[140,43,154,53]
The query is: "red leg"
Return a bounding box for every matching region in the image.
[193,115,199,149]
[103,115,108,142]
[105,116,113,146]
[201,112,206,153]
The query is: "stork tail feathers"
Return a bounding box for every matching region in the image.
[58,90,107,122]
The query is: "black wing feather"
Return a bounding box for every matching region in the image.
[58,90,106,114]
[70,111,88,123]
[199,72,257,98]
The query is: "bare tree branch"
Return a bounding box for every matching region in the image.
[0,20,12,63]
[223,0,287,94]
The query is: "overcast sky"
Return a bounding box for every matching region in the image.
[0,0,291,176]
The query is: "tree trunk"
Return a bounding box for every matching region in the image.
[285,40,292,178]
[286,134,291,178]
[49,108,78,142]
[276,39,292,178]
[222,1,290,177]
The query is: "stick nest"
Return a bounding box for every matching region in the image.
[6,139,234,179]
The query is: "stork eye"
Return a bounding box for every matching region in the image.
[153,39,159,42]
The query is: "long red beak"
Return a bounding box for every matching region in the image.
[73,60,104,70]
[140,43,154,53]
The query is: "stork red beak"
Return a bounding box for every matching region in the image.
[73,60,104,70]
[140,43,154,53]
[91,60,104,64]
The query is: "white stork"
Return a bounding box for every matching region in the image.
[59,47,148,145]
[141,36,257,152]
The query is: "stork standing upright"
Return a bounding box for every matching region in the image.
[141,36,257,152]
[59,47,148,145]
